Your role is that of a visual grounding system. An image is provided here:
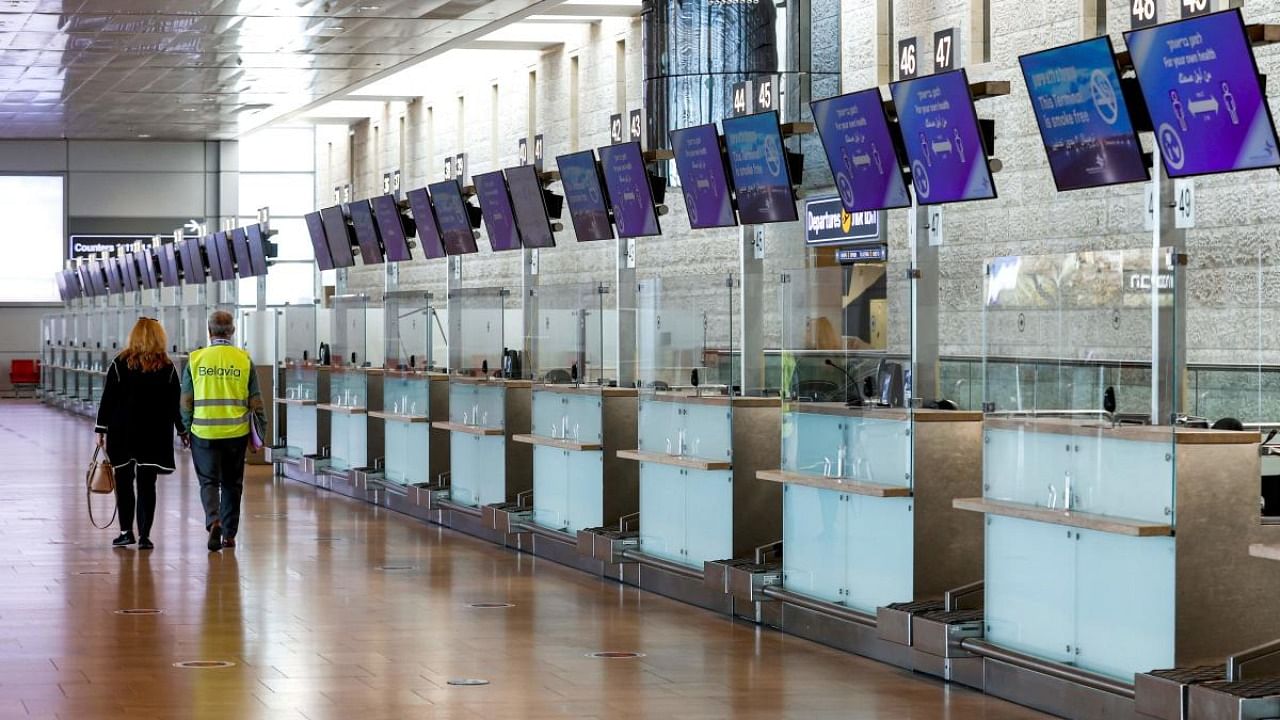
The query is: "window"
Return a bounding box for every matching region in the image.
[877,0,894,85]
[491,82,500,166]
[0,175,64,302]
[970,0,990,65]
[570,56,581,151]
[528,71,537,142]
[616,40,627,115]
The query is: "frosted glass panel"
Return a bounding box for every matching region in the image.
[328,413,367,471]
[684,403,732,460]
[845,495,913,613]
[684,469,733,564]
[285,406,318,457]
[639,464,685,563]
[531,445,569,530]
[566,451,605,532]
[1074,437,1175,523]
[450,434,506,507]
[782,484,847,603]
[383,419,430,485]
[984,515,1076,664]
[1075,531,1175,679]
[782,412,845,475]
[637,398,679,453]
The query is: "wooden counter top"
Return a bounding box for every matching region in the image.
[1249,543,1280,562]
[534,384,638,398]
[645,392,779,408]
[382,369,450,381]
[368,411,430,423]
[448,376,534,389]
[616,449,732,471]
[512,434,603,452]
[316,403,367,415]
[755,469,912,497]
[952,497,1173,537]
[784,404,982,423]
[430,421,505,436]
[984,417,1260,445]
[274,397,318,407]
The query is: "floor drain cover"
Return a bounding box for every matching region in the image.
[173,660,235,669]
[446,678,490,686]
[314,536,344,543]
[115,608,163,616]
[377,565,416,571]
[587,651,645,659]
[466,602,513,609]
[253,513,287,519]
[77,571,111,575]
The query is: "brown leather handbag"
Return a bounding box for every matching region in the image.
[86,446,118,529]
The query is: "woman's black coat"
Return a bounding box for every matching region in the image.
[94,356,184,473]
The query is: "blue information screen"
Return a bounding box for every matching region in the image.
[670,123,737,229]
[405,188,447,260]
[474,170,522,252]
[556,150,615,242]
[811,88,911,213]
[428,180,479,256]
[890,69,997,205]
[1020,36,1149,191]
[598,142,661,239]
[722,111,799,224]
[1126,9,1280,177]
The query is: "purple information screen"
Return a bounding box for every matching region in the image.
[371,194,413,262]
[348,199,385,265]
[890,69,997,205]
[103,257,124,293]
[556,150,614,242]
[598,142,660,238]
[811,89,912,212]
[722,111,799,223]
[158,244,181,287]
[230,227,254,279]
[320,205,356,268]
[406,188,448,259]
[670,123,737,229]
[474,170,522,252]
[1126,9,1280,178]
[137,249,158,289]
[119,254,139,292]
[245,225,270,276]
[1020,36,1149,191]
[305,211,335,271]
[178,238,205,285]
[505,164,556,249]
[428,180,479,256]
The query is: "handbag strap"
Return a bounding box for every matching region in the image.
[86,445,117,530]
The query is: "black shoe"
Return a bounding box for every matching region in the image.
[221,537,236,549]
[112,531,136,547]
[207,524,222,552]
[138,538,154,550]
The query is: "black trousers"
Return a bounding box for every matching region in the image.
[190,435,248,538]
[115,464,158,538]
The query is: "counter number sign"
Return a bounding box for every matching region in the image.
[1131,0,1158,28]
[756,76,775,112]
[731,80,751,117]
[1175,179,1196,229]
[629,109,643,142]
[1181,0,1211,18]
[533,133,545,172]
[518,137,529,165]
[444,155,453,180]
[898,37,919,80]
[933,28,957,72]
[610,113,625,144]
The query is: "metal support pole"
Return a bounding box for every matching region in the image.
[615,237,637,387]
[739,225,765,396]
[909,198,940,403]
[523,247,538,378]
[447,255,463,372]
[1151,145,1186,424]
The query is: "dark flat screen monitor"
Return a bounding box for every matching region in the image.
[55,271,74,301]
[722,110,800,224]
[205,232,235,281]
[305,211,335,271]
[405,188,447,260]
[245,224,270,276]
[890,68,997,205]
[319,205,356,268]
[428,180,479,255]
[103,257,124,293]
[556,150,614,242]
[178,237,206,285]
[598,141,661,238]
[474,170,523,252]
[505,164,556,249]
[65,269,83,299]
[348,199,385,265]
[230,228,253,279]
[158,244,181,287]
[119,254,140,292]
[137,248,158,290]
[1019,36,1149,191]
[670,123,738,229]
[75,265,94,297]
[1125,9,1280,178]
[85,262,107,296]
[811,89,913,212]
[371,194,413,262]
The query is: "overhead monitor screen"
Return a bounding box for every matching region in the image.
[348,199,385,265]
[722,111,799,223]
[103,256,124,293]
[320,205,356,268]
[1019,36,1149,191]
[85,262,107,296]
[245,225,270,277]
[230,228,253,279]
[428,180,479,255]
[811,88,913,212]
[305,211,335,271]
[178,237,206,285]
[890,68,998,205]
[158,244,181,287]
[405,188,448,259]
[371,194,413,262]
[205,232,235,281]
[119,254,140,292]
[670,123,738,229]
[75,265,94,296]
[137,248,158,290]
[597,141,661,239]
[556,150,614,242]
[505,164,556,249]
[1125,9,1280,177]
[474,170,523,252]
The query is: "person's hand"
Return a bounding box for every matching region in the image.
[179,432,191,449]
[95,433,105,448]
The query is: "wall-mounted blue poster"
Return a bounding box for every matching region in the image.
[890,68,997,205]
[670,123,738,229]
[722,110,799,224]
[1126,9,1280,177]
[810,88,912,212]
[1019,36,1150,191]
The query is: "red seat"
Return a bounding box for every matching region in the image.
[10,359,40,396]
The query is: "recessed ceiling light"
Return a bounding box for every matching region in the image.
[137,133,152,138]
[182,107,198,112]
[358,4,380,10]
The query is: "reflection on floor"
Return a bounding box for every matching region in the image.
[0,401,1049,719]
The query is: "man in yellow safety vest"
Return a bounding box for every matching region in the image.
[180,310,266,552]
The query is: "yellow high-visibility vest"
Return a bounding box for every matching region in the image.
[189,344,252,440]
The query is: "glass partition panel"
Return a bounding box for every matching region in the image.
[449,287,507,376]
[161,305,182,356]
[182,297,208,352]
[530,282,610,384]
[330,295,368,368]
[281,303,318,401]
[981,247,1177,518]
[384,291,434,372]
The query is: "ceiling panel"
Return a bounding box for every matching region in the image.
[0,0,567,139]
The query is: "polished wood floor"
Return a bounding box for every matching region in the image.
[0,401,1051,719]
